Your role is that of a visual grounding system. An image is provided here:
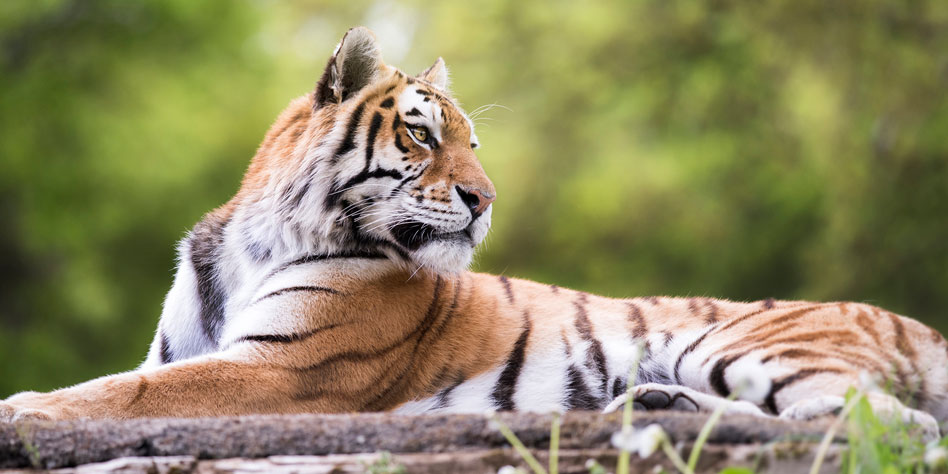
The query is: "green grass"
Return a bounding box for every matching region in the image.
[488,381,947,473]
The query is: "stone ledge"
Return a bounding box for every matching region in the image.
[1,411,834,471]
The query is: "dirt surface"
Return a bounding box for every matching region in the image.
[0,411,837,472]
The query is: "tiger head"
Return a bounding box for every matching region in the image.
[235,27,494,274]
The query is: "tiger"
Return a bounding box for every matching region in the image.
[2,27,946,441]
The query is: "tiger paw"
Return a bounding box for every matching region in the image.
[0,402,51,423]
[1,392,57,423]
[602,383,765,417]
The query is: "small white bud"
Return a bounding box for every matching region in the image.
[635,424,665,458]
[858,371,882,393]
[611,428,638,452]
[727,357,772,404]
[925,444,948,466]
[497,466,518,474]
[610,424,666,458]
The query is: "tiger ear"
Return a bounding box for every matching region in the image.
[417,57,449,91]
[315,27,384,107]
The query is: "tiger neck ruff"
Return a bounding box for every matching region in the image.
[2,27,946,442]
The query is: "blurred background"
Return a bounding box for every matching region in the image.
[1,0,946,395]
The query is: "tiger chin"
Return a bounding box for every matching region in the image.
[3,27,947,442]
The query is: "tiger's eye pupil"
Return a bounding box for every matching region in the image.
[412,128,428,141]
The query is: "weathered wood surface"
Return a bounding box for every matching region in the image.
[0,411,835,472]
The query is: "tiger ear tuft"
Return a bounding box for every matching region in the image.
[315,27,384,107]
[418,57,449,91]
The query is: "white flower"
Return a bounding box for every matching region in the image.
[610,424,666,458]
[858,371,882,393]
[611,428,637,451]
[635,424,665,458]
[484,408,501,430]
[497,466,519,474]
[727,358,772,404]
[925,443,948,466]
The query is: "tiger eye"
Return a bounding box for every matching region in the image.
[411,127,428,142]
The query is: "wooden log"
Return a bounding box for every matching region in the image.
[0,411,832,470]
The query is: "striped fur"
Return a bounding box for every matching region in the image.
[2,28,946,440]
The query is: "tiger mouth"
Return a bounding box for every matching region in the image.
[390,221,473,250]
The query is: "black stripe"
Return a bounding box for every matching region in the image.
[673,326,715,383]
[612,378,626,399]
[764,369,826,414]
[333,102,366,161]
[565,365,600,410]
[379,97,394,108]
[189,212,230,346]
[388,164,427,198]
[158,333,173,364]
[328,112,404,204]
[415,89,431,96]
[627,302,648,339]
[433,378,464,410]
[244,235,271,263]
[704,299,719,324]
[263,251,386,284]
[574,296,609,396]
[333,168,404,201]
[236,322,345,345]
[253,285,339,305]
[490,313,532,410]
[394,132,409,153]
[499,275,515,303]
[365,112,383,164]
[709,355,740,397]
[406,107,423,117]
[280,181,312,214]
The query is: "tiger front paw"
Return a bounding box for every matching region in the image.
[1,393,57,423]
[603,383,765,417]
[0,402,50,423]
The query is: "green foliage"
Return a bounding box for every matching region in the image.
[0,0,946,394]
[363,451,406,474]
[841,391,930,474]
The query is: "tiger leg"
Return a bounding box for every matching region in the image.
[779,393,941,441]
[602,383,765,416]
[0,352,310,421]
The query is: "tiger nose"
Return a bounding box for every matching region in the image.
[455,186,496,218]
